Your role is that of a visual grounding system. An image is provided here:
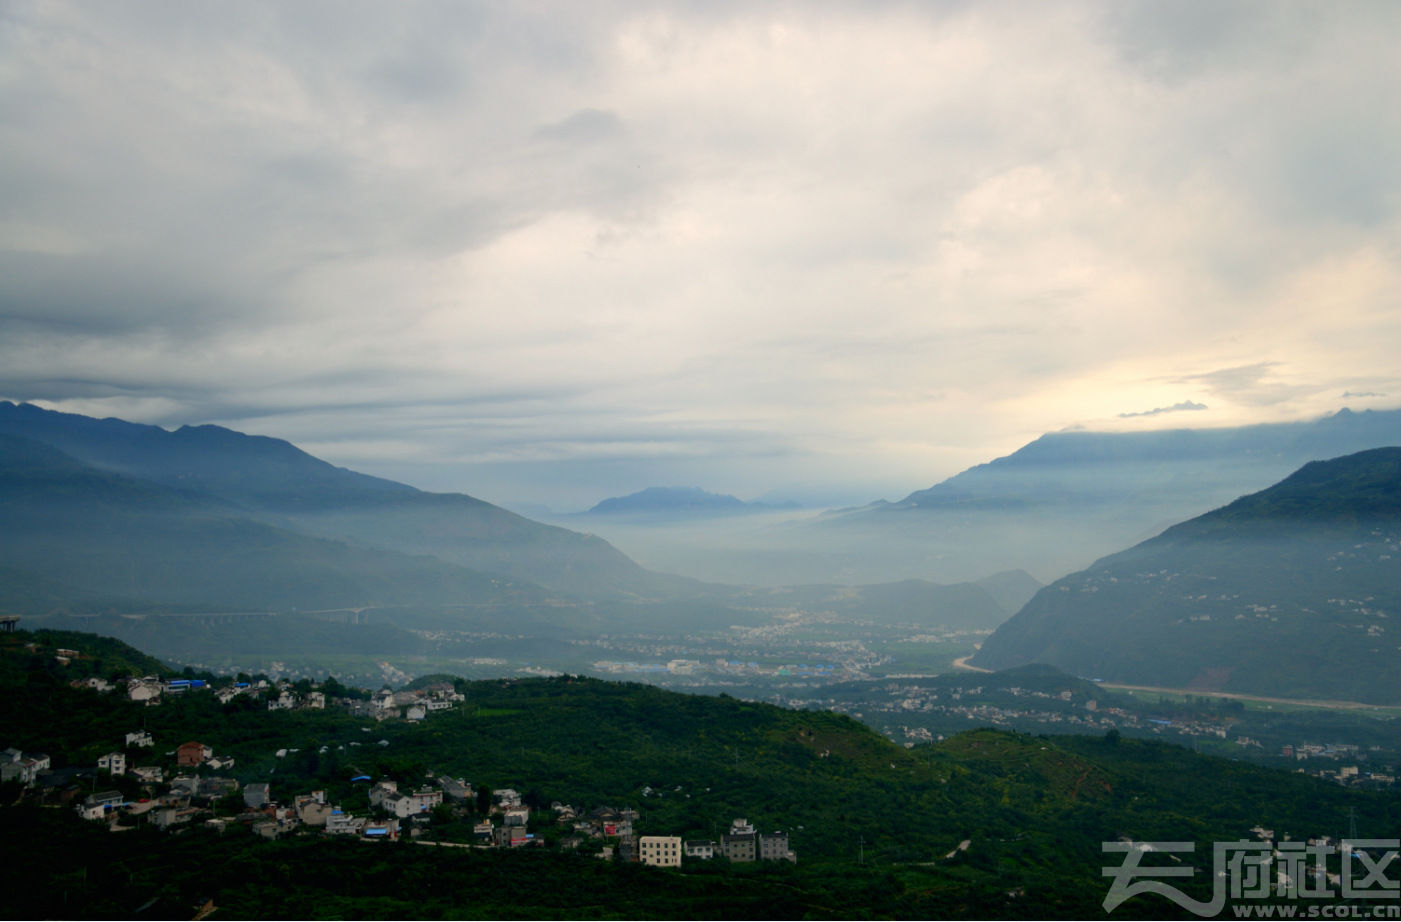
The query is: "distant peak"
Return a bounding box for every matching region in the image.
[584,486,790,516]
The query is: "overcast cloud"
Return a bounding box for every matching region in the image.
[3,1,1399,509]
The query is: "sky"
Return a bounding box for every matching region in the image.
[3,1,1400,511]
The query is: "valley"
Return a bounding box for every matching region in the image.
[5,402,1401,918]
[9,9,1401,917]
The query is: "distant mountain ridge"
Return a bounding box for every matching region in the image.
[0,431,533,613]
[890,408,1401,512]
[970,447,1401,704]
[0,400,412,509]
[0,402,1035,671]
[583,486,796,517]
[768,407,1401,586]
[0,402,700,606]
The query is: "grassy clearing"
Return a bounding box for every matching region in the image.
[1116,687,1401,718]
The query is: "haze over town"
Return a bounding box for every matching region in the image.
[3,1,1400,512]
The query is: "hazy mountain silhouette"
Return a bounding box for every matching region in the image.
[0,431,536,613]
[0,402,696,601]
[770,407,1401,586]
[0,404,1041,640]
[582,486,796,518]
[971,447,1401,704]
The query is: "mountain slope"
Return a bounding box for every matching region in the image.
[970,447,1401,703]
[286,494,699,600]
[0,432,536,613]
[0,400,412,509]
[973,569,1043,614]
[894,408,1401,514]
[0,402,696,600]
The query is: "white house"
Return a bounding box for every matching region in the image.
[325,810,365,835]
[78,790,123,821]
[684,840,716,860]
[368,780,399,808]
[97,752,126,776]
[0,749,49,785]
[384,787,443,818]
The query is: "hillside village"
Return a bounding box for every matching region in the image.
[5,628,1401,921]
[2,639,797,867]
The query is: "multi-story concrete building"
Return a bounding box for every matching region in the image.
[639,835,683,868]
[759,830,795,862]
[721,832,756,862]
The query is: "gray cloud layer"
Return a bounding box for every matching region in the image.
[3,2,1400,507]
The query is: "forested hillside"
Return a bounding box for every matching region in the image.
[2,630,1394,918]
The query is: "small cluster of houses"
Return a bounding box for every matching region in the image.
[106,674,322,710]
[471,801,796,865]
[77,773,240,830]
[349,683,464,722]
[241,684,325,710]
[635,819,797,867]
[63,734,242,829]
[97,675,212,703]
[91,730,177,784]
[289,778,529,842]
[86,736,237,787]
[50,742,800,865]
[71,665,465,725]
[5,734,166,792]
[2,746,50,785]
